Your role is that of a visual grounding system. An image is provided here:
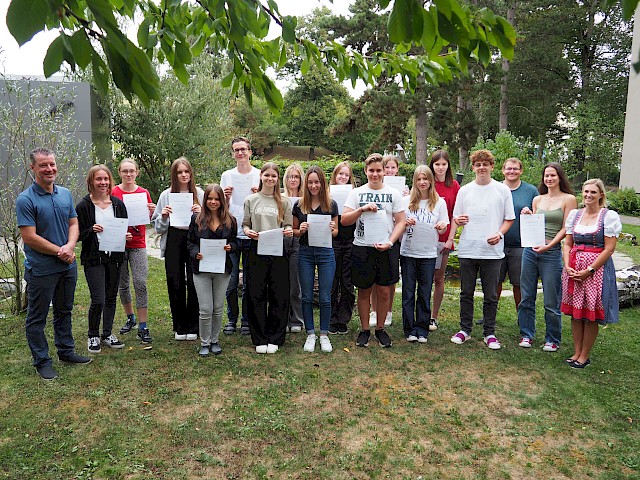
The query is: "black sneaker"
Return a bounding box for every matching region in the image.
[137,328,153,344]
[223,322,236,335]
[429,318,438,331]
[337,324,349,335]
[36,364,59,381]
[374,328,393,348]
[356,330,370,347]
[240,323,251,335]
[59,352,92,364]
[328,325,339,335]
[119,318,136,334]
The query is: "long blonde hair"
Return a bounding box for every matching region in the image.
[408,165,439,212]
[283,163,304,196]
[299,166,332,214]
[258,162,286,224]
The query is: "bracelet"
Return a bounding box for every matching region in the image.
[497,231,504,239]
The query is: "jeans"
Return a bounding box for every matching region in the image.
[226,238,251,326]
[459,258,502,337]
[298,245,336,334]
[193,272,231,346]
[518,246,563,345]
[24,266,77,368]
[84,260,121,338]
[285,236,304,328]
[400,256,436,338]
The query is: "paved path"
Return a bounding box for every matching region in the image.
[619,214,640,226]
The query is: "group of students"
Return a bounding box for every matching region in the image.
[19,141,622,381]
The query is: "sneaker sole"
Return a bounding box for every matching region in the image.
[103,344,125,349]
[88,349,101,354]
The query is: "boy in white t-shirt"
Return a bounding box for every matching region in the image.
[342,154,406,348]
[220,137,261,336]
[447,149,515,350]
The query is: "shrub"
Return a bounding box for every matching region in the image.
[606,188,640,215]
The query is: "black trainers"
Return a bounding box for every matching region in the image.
[59,352,92,364]
[223,322,236,335]
[338,324,349,335]
[36,364,59,381]
[119,318,136,334]
[356,330,370,347]
[374,328,393,348]
[137,328,153,344]
[328,325,339,335]
[429,318,438,331]
[240,323,251,335]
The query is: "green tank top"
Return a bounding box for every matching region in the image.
[537,207,563,240]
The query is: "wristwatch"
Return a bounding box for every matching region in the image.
[587,266,595,274]
[497,231,504,239]
[388,241,394,247]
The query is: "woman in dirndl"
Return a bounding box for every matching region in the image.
[561,178,622,369]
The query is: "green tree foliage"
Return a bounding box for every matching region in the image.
[282,66,352,159]
[230,97,286,157]
[5,0,516,110]
[111,57,233,198]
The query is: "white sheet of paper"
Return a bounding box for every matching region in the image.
[384,176,406,195]
[363,210,390,245]
[520,214,546,247]
[168,192,193,228]
[230,174,253,207]
[123,192,150,226]
[330,184,352,215]
[257,228,284,256]
[464,211,490,241]
[307,214,332,248]
[404,222,433,255]
[97,217,128,252]
[198,239,227,273]
[287,196,300,208]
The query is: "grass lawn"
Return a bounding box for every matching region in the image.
[0,227,639,479]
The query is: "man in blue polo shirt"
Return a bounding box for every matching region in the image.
[16,148,91,381]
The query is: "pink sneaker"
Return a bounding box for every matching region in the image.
[484,335,501,350]
[450,331,470,344]
[519,337,532,348]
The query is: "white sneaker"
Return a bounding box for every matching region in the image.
[88,336,101,354]
[303,334,317,352]
[484,335,502,350]
[266,343,279,354]
[406,335,418,342]
[319,335,332,353]
[290,325,303,333]
[255,345,268,354]
[369,311,377,327]
[384,312,392,326]
[174,333,187,341]
[542,342,559,352]
[186,333,198,341]
[417,336,428,343]
[101,334,124,349]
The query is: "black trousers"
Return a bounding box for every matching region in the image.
[245,248,289,346]
[330,239,355,326]
[165,227,199,334]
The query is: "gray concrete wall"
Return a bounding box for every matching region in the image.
[620,8,640,192]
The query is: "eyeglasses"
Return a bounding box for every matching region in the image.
[233,148,248,153]
[504,167,521,172]
[120,169,137,175]
[288,175,301,180]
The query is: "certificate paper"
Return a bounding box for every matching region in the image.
[403,222,432,256]
[97,218,128,252]
[330,185,352,214]
[307,214,332,248]
[168,192,193,228]
[230,174,253,207]
[198,239,227,273]
[384,176,406,195]
[257,228,284,256]
[123,193,150,226]
[520,214,546,247]
[287,196,300,208]
[464,211,490,241]
[363,210,390,245]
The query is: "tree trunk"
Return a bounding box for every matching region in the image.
[415,105,428,165]
[457,94,469,171]
[499,3,515,131]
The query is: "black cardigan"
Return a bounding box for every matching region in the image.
[187,214,237,274]
[76,194,128,267]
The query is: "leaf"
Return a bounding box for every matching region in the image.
[477,41,490,66]
[221,71,235,88]
[388,0,424,43]
[6,0,51,46]
[68,30,93,69]
[43,36,65,77]
[282,15,297,44]
[137,18,151,49]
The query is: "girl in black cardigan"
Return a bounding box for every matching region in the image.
[76,165,130,354]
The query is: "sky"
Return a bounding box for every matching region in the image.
[0,0,354,77]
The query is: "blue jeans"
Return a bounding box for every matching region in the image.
[400,256,436,338]
[298,245,336,334]
[518,246,562,345]
[226,238,251,326]
[24,266,77,368]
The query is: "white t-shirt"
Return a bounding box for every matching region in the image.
[453,179,515,259]
[220,166,261,238]
[565,208,622,237]
[344,184,404,247]
[400,197,449,258]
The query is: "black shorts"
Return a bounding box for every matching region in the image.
[499,246,523,285]
[351,244,400,288]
